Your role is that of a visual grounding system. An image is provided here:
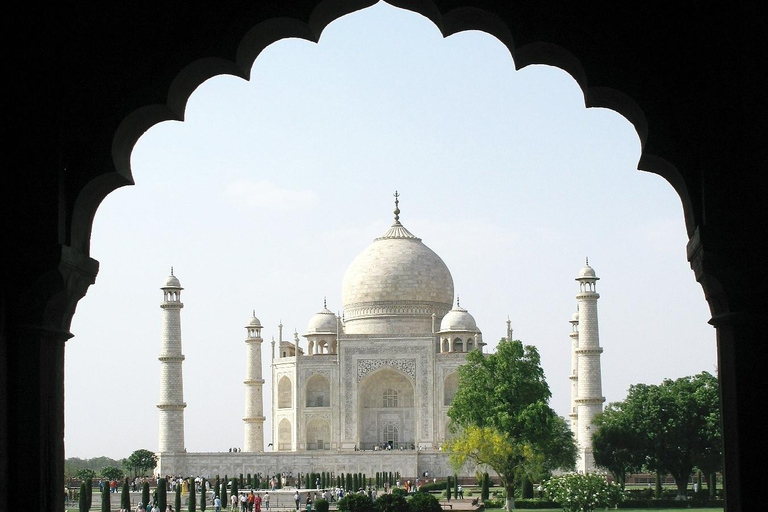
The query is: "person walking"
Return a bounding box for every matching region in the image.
[294,491,300,511]
[214,495,221,512]
[264,492,270,511]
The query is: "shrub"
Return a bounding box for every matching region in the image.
[391,488,407,499]
[407,492,441,512]
[543,473,624,512]
[416,482,446,493]
[375,492,408,512]
[315,498,330,512]
[338,492,375,512]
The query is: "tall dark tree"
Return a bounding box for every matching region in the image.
[86,478,94,510]
[200,478,207,511]
[188,478,197,512]
[121,478,131,511]
[158,478,168,512]
[176,484,182,512]
[231,478,239,507]
[481,473,490,502]
[221,476,228,507]
[79,482,89,512]
[142,481,151,509]
[101,483,110,512]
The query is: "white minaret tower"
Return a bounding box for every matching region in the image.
[568,308,580,441]
[158,268,186,454]
[243,311,266,452]
[574,259,605,473]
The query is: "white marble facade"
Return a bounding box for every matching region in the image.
[156,197,603,478]
[268,197,484,456]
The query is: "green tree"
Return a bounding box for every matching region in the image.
[176,484,182,512]
[221,475,228,507]
[201,478,207,511]
[446,339,576,510]
[102,466,124,481]
[77,468,97,481]
[591,405,643,489]
[543,473,623,512]
[594,372,721,500]
[125,449,158,477]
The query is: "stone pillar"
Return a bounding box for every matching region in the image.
[157,271,186,454]
[575,261,605,473]
[243,313,265,452]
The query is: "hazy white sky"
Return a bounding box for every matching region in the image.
[65,2,716,460]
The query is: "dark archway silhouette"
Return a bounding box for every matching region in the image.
[3,2,764,510]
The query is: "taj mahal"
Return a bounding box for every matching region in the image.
[155,195,604,479]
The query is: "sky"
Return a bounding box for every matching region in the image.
[65,2,717,461]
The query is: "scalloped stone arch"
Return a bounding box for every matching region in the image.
[7,3,764,510]
[88,0,694,265]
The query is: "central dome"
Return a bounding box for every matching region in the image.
[342,218,454,335]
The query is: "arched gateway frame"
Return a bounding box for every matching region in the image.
[359,368,416,450]
[7,3,761,511]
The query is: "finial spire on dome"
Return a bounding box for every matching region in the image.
[393,190,401,224]
[376,190,420,240]
[324,296,327,309]
[586,257,589,265]
[170,266,174,276]
[456,295,460,308]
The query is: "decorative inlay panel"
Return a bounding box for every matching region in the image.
[357,358,416,382]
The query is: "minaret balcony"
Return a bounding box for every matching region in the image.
[575,347,603,355]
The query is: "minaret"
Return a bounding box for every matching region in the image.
[574,259,605,473]
[158,269,186,453]
[568,308,580,442]
[243,311,266,452]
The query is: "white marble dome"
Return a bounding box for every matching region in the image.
[341,220,454,334]
[306,306,338,334]
[247,314,262,328]
[578,263,597,279]
[163,274,181,288]
[440,304,479,332]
